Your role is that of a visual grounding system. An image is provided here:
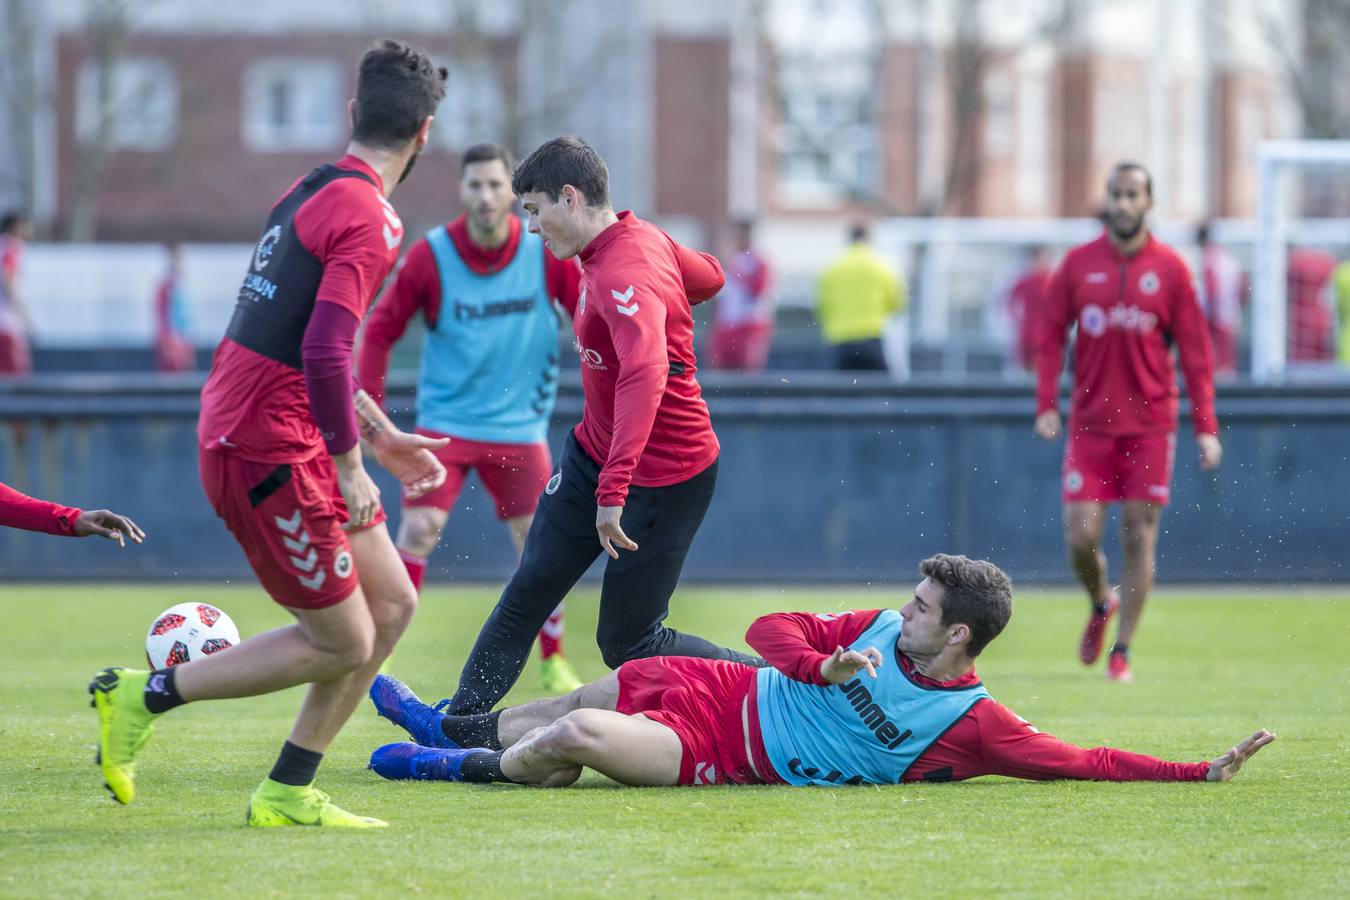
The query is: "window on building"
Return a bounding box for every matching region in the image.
[774,55,876,207]
[1016,68,1049,210]
[984,72,1014,160]
[431,60,505,153]
[243,59,342,152]
[76,57,177,151]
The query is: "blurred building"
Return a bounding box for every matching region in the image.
[0,0,1301,255]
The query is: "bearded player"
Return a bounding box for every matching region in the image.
[1036,162,1221,682]
[367,554,1273,789]
[88,40,448,828]
[357,142,584,694]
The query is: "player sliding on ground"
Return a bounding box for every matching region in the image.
[88,41,449,828]
[368,554,1274,788]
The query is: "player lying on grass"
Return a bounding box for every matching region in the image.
[1,481,144,547]
[367,553,1275,787]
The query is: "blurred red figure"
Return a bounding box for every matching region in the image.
[1005,246,1053,372]
[710,219,774,372]
[1196,222,1244,377]
[154,242,195,372]
[1286,248,1336,362]
[0,210,34,376]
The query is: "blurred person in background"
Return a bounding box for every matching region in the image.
[0,210,34,376]
[1004,245,1054,373]
[816,222,905,371]
[357,141,585,695]
[1195,222,1244,377]
[1286,247,1337,362]
[153,242,196,372]
[1334,256,1350,365]
[710,218,775,372]
[1036,161,1221,684]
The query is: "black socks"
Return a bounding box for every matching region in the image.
[269,740,323,787]
[439,710,503,751]
[143,667,188,714]
[458,751,514,784]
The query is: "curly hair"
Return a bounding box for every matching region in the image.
[920,554,1013,657]
[351,39,448,150]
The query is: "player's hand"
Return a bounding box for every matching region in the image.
[335,453,382,532]
[819,645,884,684]
[1034,409,1062,440]
[596,505,638,559]
[1197,433,1223,471]
[1206,729,1276,782]
[73,509,146,548]
[372,430,449,500]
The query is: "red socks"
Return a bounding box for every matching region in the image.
[538,602,564,659]
[400,550,426,592]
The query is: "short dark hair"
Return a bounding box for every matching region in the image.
[461,142,514,174]
[921,554,1013,658]
[848,222,869,243]
[1109,160,1153,199]
[351,40,448,151]
[1,210,27,234]
[512,136,610,207]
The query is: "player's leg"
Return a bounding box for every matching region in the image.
[1064,500,1111,602]
[443,436,602,714]
[594,459,760,669]
[1117,501,1161,647]
[396,505,450,590]
[500,709,683,786]
[507,512,581,691]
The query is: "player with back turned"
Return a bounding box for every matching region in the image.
[1035,161,1221,682]
[87,40,449,828]
[382,136,762,732]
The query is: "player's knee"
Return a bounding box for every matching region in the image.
[1065,529,1099,556]
[596,635,640,671]
[398,512,444,558]
[543,709,606,757]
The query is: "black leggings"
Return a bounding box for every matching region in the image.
[446,432,760,715]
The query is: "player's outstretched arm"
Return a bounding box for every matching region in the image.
[72,509,146,548]
[1205,729,1276,782]
[352,389,449,499]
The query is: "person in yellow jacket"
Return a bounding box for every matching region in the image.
[1335,258,1350,366]
[816,222,905,370]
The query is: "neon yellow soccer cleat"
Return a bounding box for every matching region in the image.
[87,667,158,805]
[540,655,584,694]
[246,778,388,828]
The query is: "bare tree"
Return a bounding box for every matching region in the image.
[66,0,133,241]
[1257,0,1350,141]
[0,0,41,225]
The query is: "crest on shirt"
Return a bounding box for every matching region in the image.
[1064,469,1084,493]
[1138,271,1160,295]
[578,287,586,316]
[254,225,281,271]
[545,472,562,495]
[1079,304,1107,337]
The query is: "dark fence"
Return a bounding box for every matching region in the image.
[2,372,1348,585]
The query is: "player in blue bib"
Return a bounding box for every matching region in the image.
[368,553,1274,789]
[358,143,584,694]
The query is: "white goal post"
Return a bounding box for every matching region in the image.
[1251,140,1350,383]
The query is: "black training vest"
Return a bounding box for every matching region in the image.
[225,165,376,370]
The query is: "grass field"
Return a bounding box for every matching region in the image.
[1,582,1347,898]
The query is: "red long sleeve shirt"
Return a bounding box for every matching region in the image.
[744,609,1208,783]
[572,212,722,506]
[0,482,82,536]
[1036,233,1218,436]
[356,214,582,407]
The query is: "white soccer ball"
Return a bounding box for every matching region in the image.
[145,602,241,669]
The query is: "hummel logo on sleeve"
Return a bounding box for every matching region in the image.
[612,285,639,316]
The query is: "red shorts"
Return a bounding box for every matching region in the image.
[405,429,552,520]
[710,321,773,372]
[199,448,386,610]
[616,656,762,786]
[1063,430,1176,505]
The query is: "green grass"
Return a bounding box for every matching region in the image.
[1,583,1347,898]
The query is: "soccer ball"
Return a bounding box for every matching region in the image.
[145,602,241,669]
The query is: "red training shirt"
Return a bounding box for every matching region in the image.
[0,482,81,536]
[1036,232,1217,436]
[743,609,1208,783]
[198,155,403,462]
[356,214,582,407]
[572,211,722,506]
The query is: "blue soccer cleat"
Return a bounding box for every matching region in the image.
[368,742,486,782]
[368,674,459,749]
